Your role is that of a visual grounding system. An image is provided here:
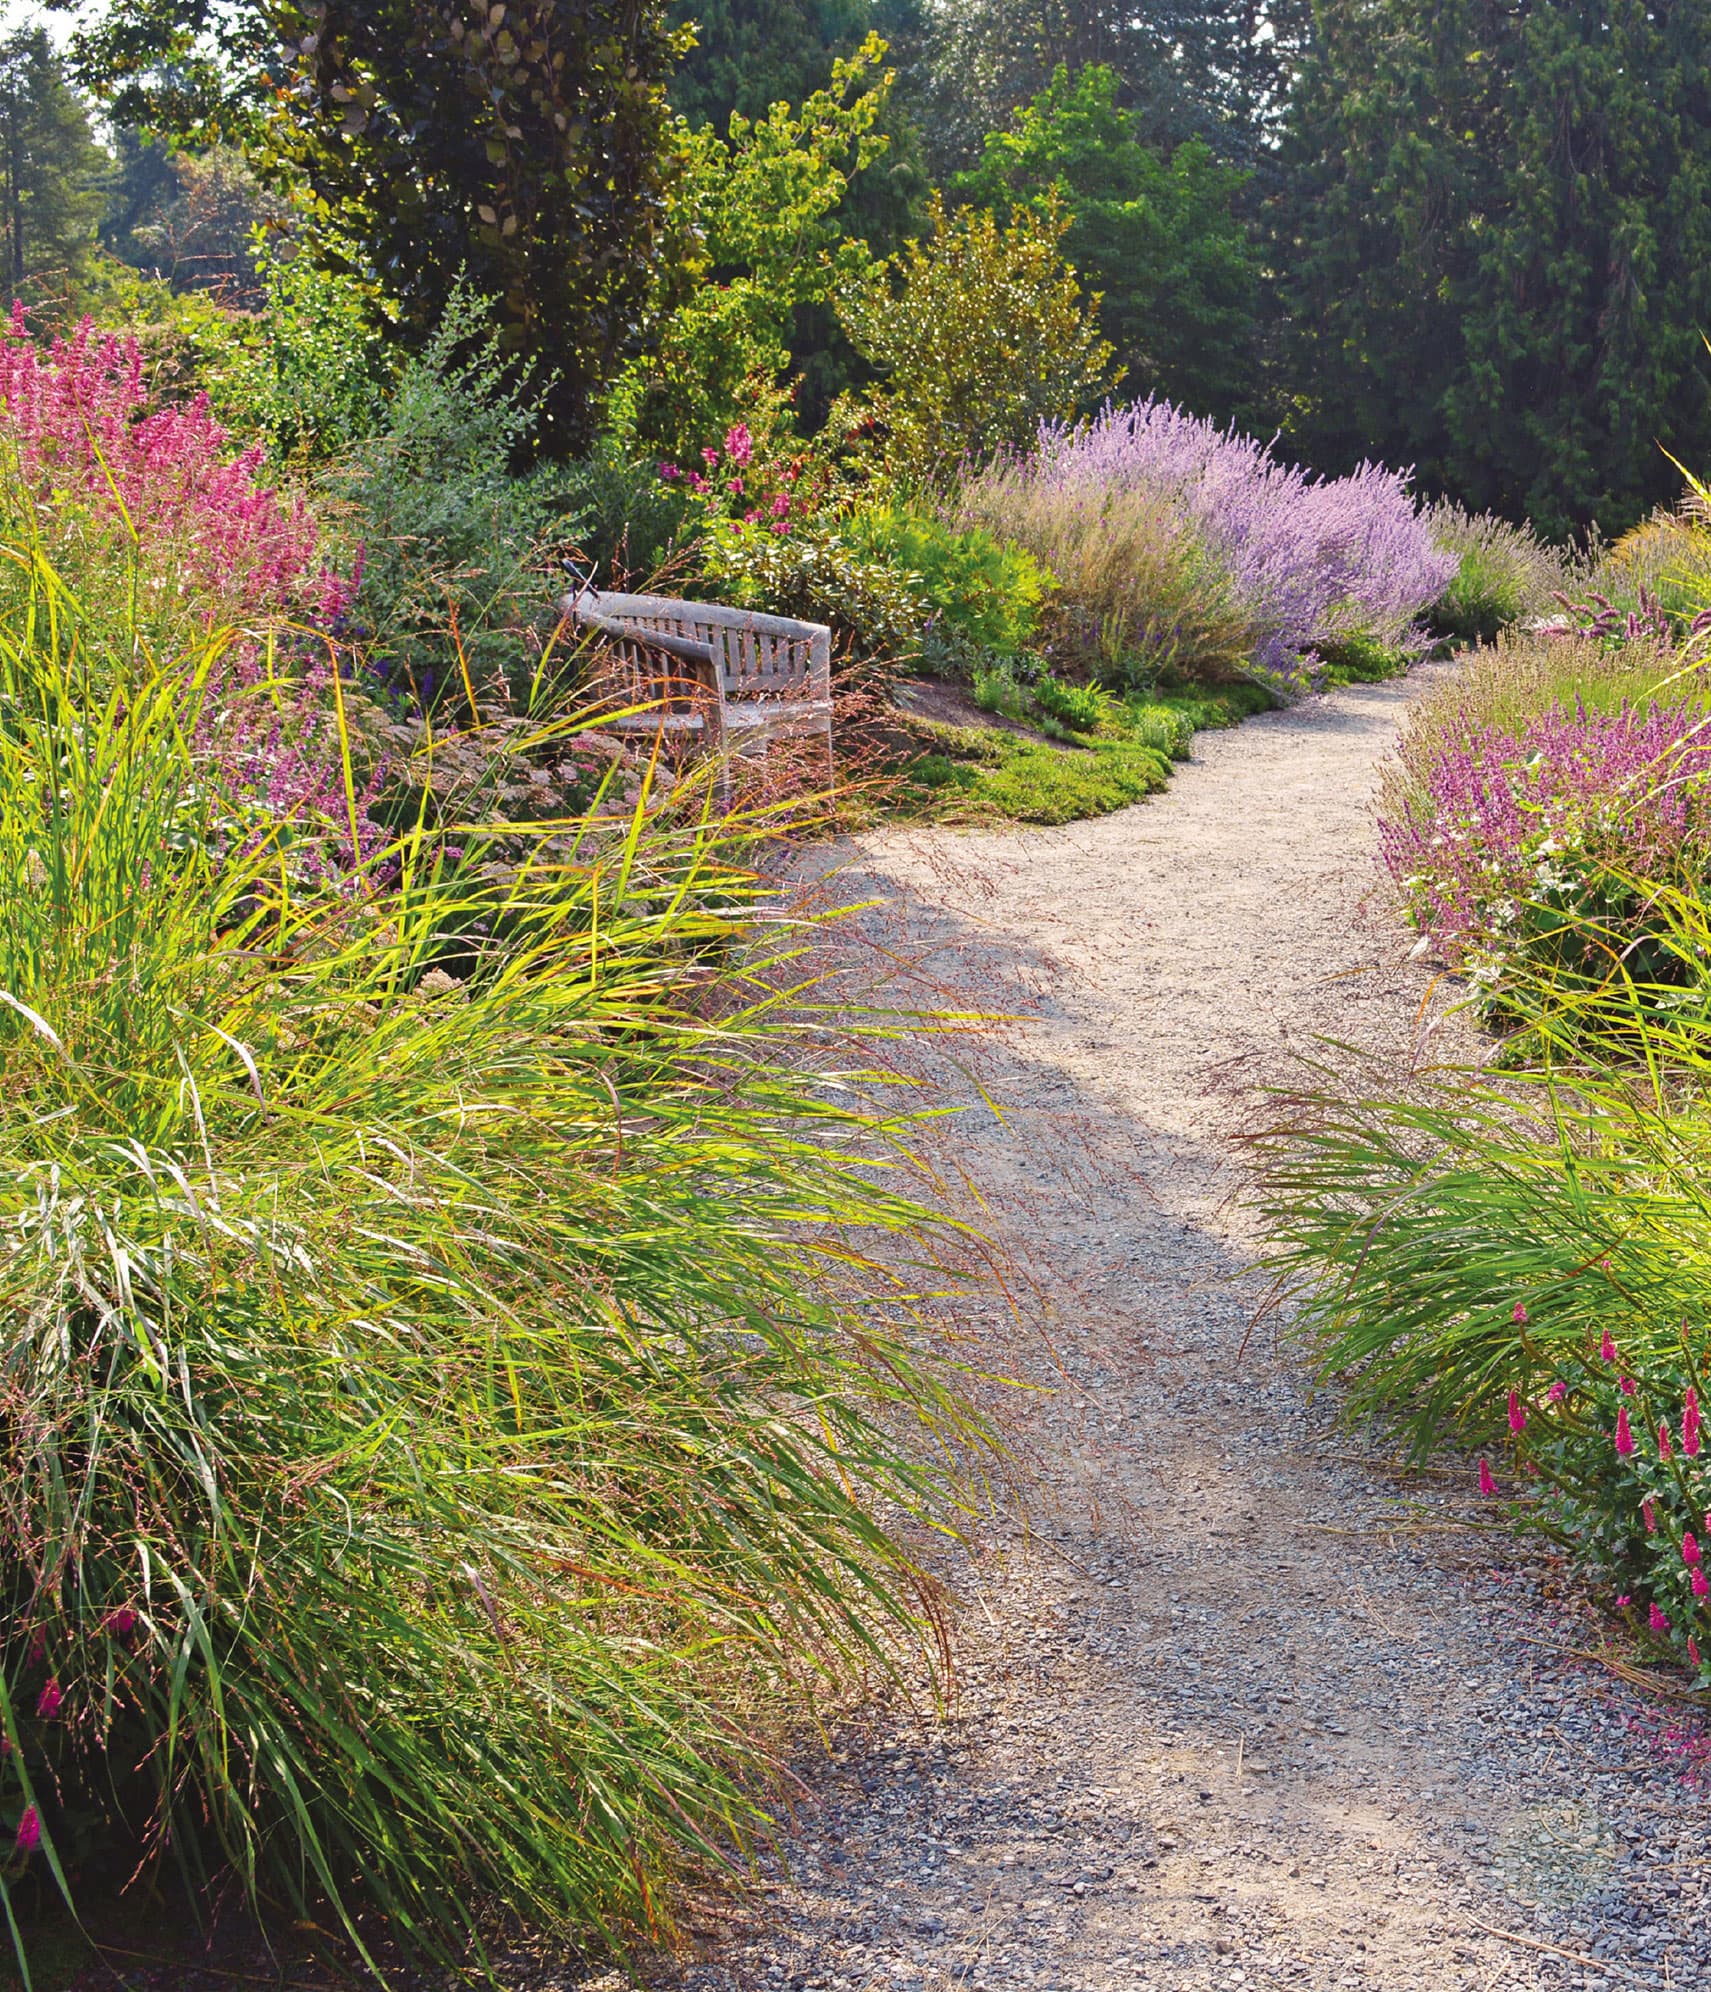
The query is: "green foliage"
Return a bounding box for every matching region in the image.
[75,0,684,454]
[1031,670,1107,730]
[321,283,588,706]
[101,141,282,301]
[1426,501,1577,647]
[1313,630,1409,685]
[608,38,893,462]
[697,512,926,661]
[216,246,394,460]
[1255,896,1711,1679]
[0,29,109,308]
[958,459,1252,686]
[836,503,1052,654]
[668,0,881,127]
[0,541,993,1970]
[899,672,1259,821]
[1278,0,1711,537]
[954,64,1260,422]
[835,194,1117,487]
[560,438,694,582]
[916,0,1314,178]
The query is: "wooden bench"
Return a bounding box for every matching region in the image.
[567,587,834,790]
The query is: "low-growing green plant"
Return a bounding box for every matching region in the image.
[0,547,996,1969]
[1032,671,1108,731]
[1314,629,1411,684]
[1426,500,1575,645]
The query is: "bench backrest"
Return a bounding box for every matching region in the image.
[569,590,831,704]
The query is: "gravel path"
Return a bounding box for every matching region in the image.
[675,675,1709,1992]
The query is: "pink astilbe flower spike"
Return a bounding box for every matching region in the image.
[1547,1380,1567,1402]
[34,1680,60,1721]
[1620,1375,1637,1394]
[1507,1389,1527,1434]
[1478,1459,1498,1497]
[1686,1532,1702,1566]
[1616,1407,1635,1455]
[1661,1421,1675,1461]
[1695,1570,1709,1600]
[1643,1498,1657,1532]
[1687,1388,1702,1458]
[1617,1594,1632,1608]
[1652,1602,1672,1635]
[1691,1636,1703,1668]
[1601,1330,1618,1362]
[14,1807,39,1853]
[1512,1302,1529,1324]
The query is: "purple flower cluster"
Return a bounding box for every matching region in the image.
[1381,697,1711,961]
[1031,400,1456,684]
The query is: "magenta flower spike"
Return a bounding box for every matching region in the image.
[1512,1302,1529,1324]
[1617,1593,1632,1608]
[1691,1636,1703,1668]
[1687,1389,1702,1459]
[34,1680,60,1721]
[1696,1570,1710,1600]
[13,1806,39,1853]
[1651,1602,1672,1635]
[1661,1422,1675,1461]
[1507,1389,1527,1434]
[1686,1532,1702,1566]
[1620,1375,1637,1395]
[1616,1407,1635,1455]
[1601,1330,1618,1362]
[1643,1497,1657,1532]
[1478,1458,1498,1497]
[1547,1380,1567,1402]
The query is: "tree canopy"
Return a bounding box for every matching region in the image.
[73,0,686,452]
[1277,0,1711,536]
[956,63,1259,423]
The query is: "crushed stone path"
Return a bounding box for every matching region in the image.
[675,675,1709,1992]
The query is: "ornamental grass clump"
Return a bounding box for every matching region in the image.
[966,399,1454,691]
[1259,884,1711,1684]
[0,545,994,1968]
[1425,500,1575,645]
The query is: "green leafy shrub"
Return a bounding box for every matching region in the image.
[216,247,394,461]
[322,284,589,708]
[1425,500,1574,645]
[838,503,1053,655]
[0,548,992,1968]
[696,513,926,663]
[834,194,1117,488]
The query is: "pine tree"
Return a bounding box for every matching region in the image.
[1279,0,1711,536]
[0,30,110,305]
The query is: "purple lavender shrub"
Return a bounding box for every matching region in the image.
[969,398,1455,691]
